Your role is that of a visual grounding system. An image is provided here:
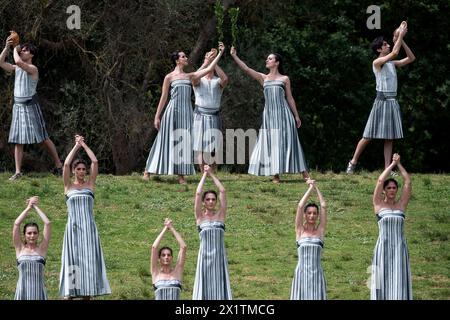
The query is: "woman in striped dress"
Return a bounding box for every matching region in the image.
[290,179,327,300]
[13,196,51,300]
[371,153,412,300]
[346,22,415,174]
[192,48,228,171]
[59,135,111,299]
[151,218,187,300]
[193,165,232,300]
[230,47,309,183]
[143,43,225,184]
[0,37,62,181]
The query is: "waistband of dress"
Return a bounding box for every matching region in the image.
[14,94,38,104]
[376,91,397,100]
[194,106,220,115]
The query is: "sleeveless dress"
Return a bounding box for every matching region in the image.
[371,209,412,300]
[192,76,223,153]
[363,61,403,139]
[8,66,49,144]
[145,79,195,175]
[248,80,308,176]
[192,220,232,300]
[153,279,182,300]
[14,255,47,300]
[59,188,111,297]
[290,237,327,300]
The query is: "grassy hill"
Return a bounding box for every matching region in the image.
[0,171,449,300]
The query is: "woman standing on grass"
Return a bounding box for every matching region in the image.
[151,218,187,300]
[143,43,225,184]
[193,165,232,300]
[13,196,51,300]
[371,153,412,300]
[230,47,309,183]
[59,135,110,299]
[291,179,327,300]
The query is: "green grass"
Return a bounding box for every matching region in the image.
[0,171,449,300]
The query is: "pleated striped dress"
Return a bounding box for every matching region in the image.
[8,66,49,144]
[192,76,222,153]
[15,255,47,300]
[290,237,327,300]
[248,80,308,176]
[371,209,412,300]
[193,220,232,300]
[153,279,182,300]
[59,188,111,298]
[363,62,403,139]
[145,79,195,175]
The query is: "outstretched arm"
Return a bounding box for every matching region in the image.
[190,42,225,82]
[206,166,227,220]
[0,37,15,72]
[315,184,327,237]
[373,154,400,211]
[393,41,416,68]
[63,136,83,190]
[79,138,98,185]
[285,77,301,128]
[167,220,187,277]
[195,171,208,222]
[230,46,265,85]
[215,65,228,89]
[192,52,214,86]
[151,224,168,277]
[397,160,411,211]
[295,182,314,237]
[13,198,35,255]
[33,204,51,256]
[154,75,171,130]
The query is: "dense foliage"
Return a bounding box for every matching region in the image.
[1,0,448,174]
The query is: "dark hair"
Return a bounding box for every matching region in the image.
[304,203,319,213]
[21,43,38,57]
[371,36,385,55]
[170,51,182,67]
[383,178,398,189]
[202,190,217,202]
[23,222,39,244]
[271,53,284,74]
[158,246,173,257]
[72,158,87,170]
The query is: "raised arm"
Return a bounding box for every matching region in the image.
[315,184,327,237]
[397,160,411,211]
[79,138,98,185]
[13,198,35,255]
[151,224,168,277]
[295,182,314,237]
[192,52,214,86]
[230,46,265,85]
[13,46,38,77]
[195,171,208,222]
[373,154,400,212]
[33,204,51,256]
[373,25,406,69]
[393,41,416,68]
[63,136,82,191]
[190,42,224,82]
[285,77,301,128]
[207,166,227,220]
[154,74,171,130]
[0,37,15,72]
[167,220,187,277]
[215,65,228,89]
